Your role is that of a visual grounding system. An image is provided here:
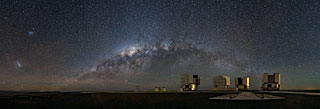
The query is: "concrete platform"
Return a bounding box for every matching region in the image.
[209,92,285,100]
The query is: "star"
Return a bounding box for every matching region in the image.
[16,61,22,68]
[28,31,34,36]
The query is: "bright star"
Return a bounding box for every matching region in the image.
[16,61,22,68]
[29,31,34,36]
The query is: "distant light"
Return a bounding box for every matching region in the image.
[29,31,34,36]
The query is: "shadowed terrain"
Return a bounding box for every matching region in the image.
[0,91,320,109]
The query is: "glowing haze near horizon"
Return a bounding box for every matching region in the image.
[1,0,320,91]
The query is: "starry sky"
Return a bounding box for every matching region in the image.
[1,0,320,91]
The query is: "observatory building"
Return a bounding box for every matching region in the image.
[261,73,280,91]
[161,87,167,92]
[154,86,168,92]
[212,75,230,88]
[180,74,200,91]
[235,77,250,90]
[154,87,160,92]
[211,75,237,91]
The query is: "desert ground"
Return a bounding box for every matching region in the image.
[0,91,319,109]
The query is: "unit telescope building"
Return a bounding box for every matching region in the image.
[235,77,250,90]
[262,73,280,91]
[211,75,237,91]
[179,74,200,91]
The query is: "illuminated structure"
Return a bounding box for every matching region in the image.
[154,86,168,92]
[235,77,250,90]
[180,74,200,91]
[213,75,230,88]
[161,87,167,92]
[154,87,160,92]
[211,75,237,91]
[261,73,280,91]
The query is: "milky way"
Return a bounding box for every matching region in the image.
[1,0,320,91]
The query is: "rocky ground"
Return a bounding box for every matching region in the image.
[0,91,319,108]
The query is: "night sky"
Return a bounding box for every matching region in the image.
[1,0,320,91]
